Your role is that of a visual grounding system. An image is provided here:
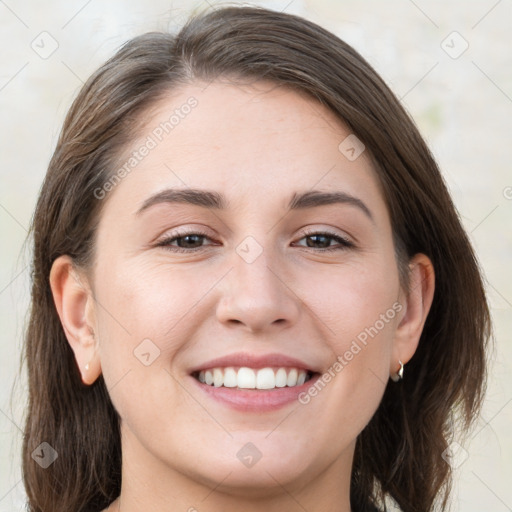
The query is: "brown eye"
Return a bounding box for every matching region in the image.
[156,230,214,252]
[295,231,354,251]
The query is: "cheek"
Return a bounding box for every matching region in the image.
[92,260,203,434]
[95,257,211,347]
[91,259,179,381]
[295,258,399,424]
[298,256,400,350]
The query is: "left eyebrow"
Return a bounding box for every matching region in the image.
[135,187,374,223]
[288,190,374,223]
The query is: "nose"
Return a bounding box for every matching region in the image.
[215,244,301,333]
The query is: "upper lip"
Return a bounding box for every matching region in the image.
[189,352,319,374]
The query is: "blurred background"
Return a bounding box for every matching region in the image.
[1,0,511,510]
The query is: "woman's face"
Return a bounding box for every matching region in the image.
[86,79,410,496]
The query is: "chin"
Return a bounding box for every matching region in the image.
[184,440,314,496]
[196,460,310,499]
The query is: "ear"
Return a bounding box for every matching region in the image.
[391,253,435,378]
[49,255,102,385]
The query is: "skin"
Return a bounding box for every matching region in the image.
[50,79,435,512]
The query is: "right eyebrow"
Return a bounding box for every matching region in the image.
[136,188,227,216]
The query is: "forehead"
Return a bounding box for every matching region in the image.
[102,79,386,217]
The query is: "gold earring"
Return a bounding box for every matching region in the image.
[390,360,404,382]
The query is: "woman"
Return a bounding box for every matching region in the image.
[21,5,491,512]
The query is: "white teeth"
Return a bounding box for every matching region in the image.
[237,367,256,388]
[195,366,312,389]
[223,367,238,387]
[213,368,223,387]
[275,368,287,388]
[286,368,298,387]
[256,368,275,389]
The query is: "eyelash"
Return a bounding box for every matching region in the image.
[155,228,355,253]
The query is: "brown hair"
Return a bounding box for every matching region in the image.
[19,5,491,511]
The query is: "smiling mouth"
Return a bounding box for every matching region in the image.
[192,366,315,390]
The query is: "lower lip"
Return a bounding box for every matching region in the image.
[189,373,321,412]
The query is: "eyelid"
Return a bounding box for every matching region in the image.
[153,224,213,242]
